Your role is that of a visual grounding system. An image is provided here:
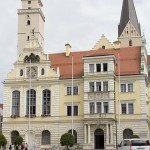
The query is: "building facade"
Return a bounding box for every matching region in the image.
[2,0,150,149]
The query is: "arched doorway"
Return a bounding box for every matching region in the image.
[123,128,133,139]
[94,128,104,149]
[11,130,19,144]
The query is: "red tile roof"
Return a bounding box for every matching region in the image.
[49,46,141,79]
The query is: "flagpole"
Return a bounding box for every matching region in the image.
[28,60,31,149]
[118,52,121,143]
[71,56,74,135]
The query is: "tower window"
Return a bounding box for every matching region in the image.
[28,1,31,4]
[41,68,44,75]
[129,40,132,46]
[20,69,23,76]
[27,20,30,25]
[27,36,30,41]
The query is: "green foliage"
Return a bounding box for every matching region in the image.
[0,133,7,146]
[14,136,23,145]
[60,133,75,150]
[130,134,140,138]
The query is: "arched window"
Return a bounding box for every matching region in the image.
[20,69,23,76]
[102,45,105,49]
[68,129,77,144]
[27,20,30,25]
[12,91,20,116]
[129,40,132,46]
[41,68,44,75]
[26,89,36,115]
[42,90,51,115]
[42,130,50,145]
[11,131,19,144]
[123,129,133,139]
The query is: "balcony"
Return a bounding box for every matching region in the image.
[84,71,114,76]
[87,91,113,100]
[84,113,114,119]
[18,8,45,21]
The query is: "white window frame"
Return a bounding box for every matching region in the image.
[89,81,109,92]
[88,63,108,73]
[121,102,134,114]
[66,85,79,95]
[120,83,134,92]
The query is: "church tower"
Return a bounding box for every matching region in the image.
[17,0,45,55]
[118,0,142,47]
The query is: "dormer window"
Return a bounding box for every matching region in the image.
[28,1,31,4]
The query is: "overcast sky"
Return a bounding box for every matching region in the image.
[0,0,150,103]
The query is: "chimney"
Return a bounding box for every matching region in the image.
[65,43,72,57]
[113,40,121,50]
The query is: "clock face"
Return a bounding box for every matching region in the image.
[26,67,37,78]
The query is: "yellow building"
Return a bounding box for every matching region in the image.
[2,0,150,149]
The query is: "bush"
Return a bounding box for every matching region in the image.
[60,133,75,150]
[0,133,7,147]
[14,136,23,145]
[130,134,140,138]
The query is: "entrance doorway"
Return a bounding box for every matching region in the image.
[94,129,104,149]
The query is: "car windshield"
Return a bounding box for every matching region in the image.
[132,140,149,146]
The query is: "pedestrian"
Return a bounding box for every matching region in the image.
[16,144,19,150]
[9,144,12,150]
[21,143,24,150]
[25,143,28,150]
[12,144,14,150]
[2,145,6,150]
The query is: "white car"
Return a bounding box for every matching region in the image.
[118,139,150,150]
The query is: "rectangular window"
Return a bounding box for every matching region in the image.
[96,64,101,72]
[73,86,78,95]
[90,102,95,114]
[103,63,108,72]
[89,64,94,73]
[121,104,127,114]
[67,106,78,116]
[128,83,133,92]
[128,103,133,114]
[67,86,78,95]
[121,84,126,92]
[74,106,78,116]
[89,82,94,92]
[97,102,101,113]
[103,81,108,91]
[96,82,101,92]
[67,87,72,95]
[104,102,109,113]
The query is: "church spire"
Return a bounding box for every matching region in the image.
[118,0,141,37]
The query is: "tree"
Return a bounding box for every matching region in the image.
[14,136,23,146]
[60,133,75,150]
[0,133,7,147]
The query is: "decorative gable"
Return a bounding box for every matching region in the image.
[92,34,114,50]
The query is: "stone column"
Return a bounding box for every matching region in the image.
[88,124,91,144]
[84,124,87,144]
[110,124,113,144]
[106,124,109,145]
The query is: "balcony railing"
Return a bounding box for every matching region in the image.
[87,91,113,100]
[84,71,114,76]
[84,113,114,119]
[18,8,45,21]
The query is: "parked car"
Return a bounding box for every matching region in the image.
[118,138,150,150]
